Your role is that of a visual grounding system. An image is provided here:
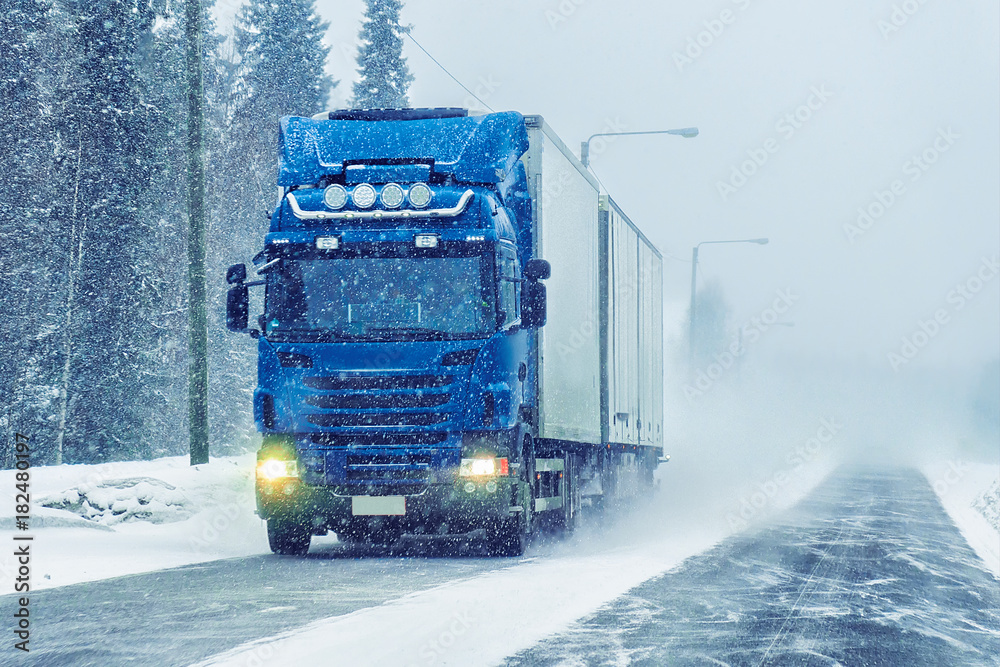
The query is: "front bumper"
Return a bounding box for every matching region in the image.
[256,475,517,534]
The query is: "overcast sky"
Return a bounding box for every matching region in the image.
[216,0,999,375]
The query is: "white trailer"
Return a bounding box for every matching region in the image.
[521,116,664,516]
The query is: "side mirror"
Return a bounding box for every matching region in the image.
[524,258,551,281]
[521,281,547,328]
[226,263,247,284]
[227,286,249,331]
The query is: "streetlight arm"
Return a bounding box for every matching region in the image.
[581,127,698,167]
[696,238,769,249]
[584,128,699,144]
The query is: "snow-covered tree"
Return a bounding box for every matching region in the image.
[210,0,335,453]
[352,0,413,108]
[0,0,54,464]
[45,0,167,463]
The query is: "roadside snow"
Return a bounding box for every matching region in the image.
[0,454,272,590]
[922,459,1000,578]
[193,459,838,667]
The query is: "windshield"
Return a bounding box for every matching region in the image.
[264,254,494,341]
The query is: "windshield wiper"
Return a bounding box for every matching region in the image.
[365,327,451,340]
[267,329,368,342]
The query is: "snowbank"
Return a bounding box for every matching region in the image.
[0,454,272,590]
[922,459,1000,578]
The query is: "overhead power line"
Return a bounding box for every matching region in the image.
[404,32,495,112]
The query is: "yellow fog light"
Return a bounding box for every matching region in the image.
[257,459,299,481]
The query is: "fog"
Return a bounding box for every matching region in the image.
[217,0,999,475]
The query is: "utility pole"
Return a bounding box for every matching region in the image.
[186,0,209,465]
[688,239,769,362]
[689,245,699,362]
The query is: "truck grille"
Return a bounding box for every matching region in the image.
[306,413,448,427]
[310,433,447,447]
[305,394,450,410]
[303,375,454,391]
[345,452,432,482]
[302,373,458,433]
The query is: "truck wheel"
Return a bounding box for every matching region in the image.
[488,514,527,557]
[267,516,311,556]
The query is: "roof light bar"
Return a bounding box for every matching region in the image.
[286,189,475,222]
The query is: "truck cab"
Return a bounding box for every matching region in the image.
[227,108,664,557]
[228,109,550,555]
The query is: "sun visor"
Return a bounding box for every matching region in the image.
[278,111,529,187]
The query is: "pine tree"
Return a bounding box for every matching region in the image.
[130,0,226,459]
[47,0,162,463]
[352,0,413,109]
[212,0,335,453]
[0,0,58,465]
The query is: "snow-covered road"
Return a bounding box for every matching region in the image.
[504,468,1000,666]
[5,464,997,666]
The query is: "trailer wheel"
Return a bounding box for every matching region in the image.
[267,516,311,556]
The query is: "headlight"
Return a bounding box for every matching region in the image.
[257,459,299,481]
[352,183,377,209]
[323,184,348,210]
[459,457,509,477]
[407,183,432,208]
[380,183,405,209]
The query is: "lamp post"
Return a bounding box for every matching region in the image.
[689,238,769,361]
[580,127,699,168]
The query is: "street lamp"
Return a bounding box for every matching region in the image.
[689,238,769,361]
[580,128,699,168]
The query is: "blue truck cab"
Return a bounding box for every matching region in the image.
[227,108,665,556]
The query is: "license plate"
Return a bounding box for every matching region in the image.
[351,495,406,516]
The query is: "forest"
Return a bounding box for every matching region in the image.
[0,0,410,465]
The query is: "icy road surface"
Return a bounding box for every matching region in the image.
[4,466,997,666]
[505,468,1000,666]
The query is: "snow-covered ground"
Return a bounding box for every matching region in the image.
[0,453,282,590]
[922,459,1000,577]
[1,451,995,666]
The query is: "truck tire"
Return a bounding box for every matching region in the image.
[267,516,311,556]
[488,434,534,556]
[488,514,528,557]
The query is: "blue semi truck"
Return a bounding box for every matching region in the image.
[226,108,664,556]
